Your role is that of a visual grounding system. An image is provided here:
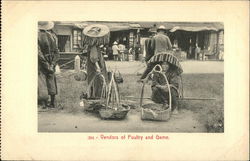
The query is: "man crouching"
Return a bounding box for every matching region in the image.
[151,61,181,114]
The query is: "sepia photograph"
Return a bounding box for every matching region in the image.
[2,1,249,160]
[38,21,224,133]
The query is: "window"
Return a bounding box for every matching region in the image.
[73,29,82,49]
[58,35,71,52]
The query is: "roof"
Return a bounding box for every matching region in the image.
[170,26,218,32]
[138,21,224,31]
[55,21,224,32]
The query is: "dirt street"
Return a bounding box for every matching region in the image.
[38,61,223,132]
[38,109,205,132]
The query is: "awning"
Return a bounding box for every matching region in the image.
[56,22,88,29]
[107,25,130,32]
[170,26,218,32]
[129,23,141,28]
[74,23,88,29]
[85,22,131,32]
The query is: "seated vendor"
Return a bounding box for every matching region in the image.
[151,61,181,114]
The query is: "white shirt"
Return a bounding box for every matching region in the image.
[112,45,120,55]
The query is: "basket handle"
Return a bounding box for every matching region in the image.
[106,72,120,109]
[139,83,146,108]
[140,65,172,111]
[154,70,172,111]
[86,72,107,100]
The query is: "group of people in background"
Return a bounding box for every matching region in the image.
[98,41,129,61]
[111,41,131,61]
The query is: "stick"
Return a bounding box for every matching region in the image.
[139,83,145,108]
[125,96,216,100]
[59,60,75,67]
[179,97,216,100]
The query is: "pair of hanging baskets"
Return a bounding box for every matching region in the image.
[83,72,130,120]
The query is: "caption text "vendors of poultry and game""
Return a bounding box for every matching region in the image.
[88,134,169,140]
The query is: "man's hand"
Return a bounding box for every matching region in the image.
[137,78,148,83]
[156,84,167,90]
[96,68,101,73]
[47,64,55,74]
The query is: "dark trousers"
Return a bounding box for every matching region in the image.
[151,86,179,111]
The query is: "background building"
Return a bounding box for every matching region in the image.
[53,21,224,68]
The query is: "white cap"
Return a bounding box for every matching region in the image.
[157,25,166,31]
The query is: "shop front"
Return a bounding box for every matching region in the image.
[53,22,87,69]
[168,24,224,60]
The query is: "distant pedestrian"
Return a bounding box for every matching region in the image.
[118,43,125,61]
[218,44,224,61]
[134,43,141,60]
[112,41,119,61]
[194,43,201,60]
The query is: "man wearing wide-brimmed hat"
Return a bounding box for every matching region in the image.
[38,21,59,108]
[140,25,172,80]
[82,24,110,98]
[148,53,183,114]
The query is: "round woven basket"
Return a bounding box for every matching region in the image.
[141,106,171,121]
[83,99,106,113]
[99,106,130,120]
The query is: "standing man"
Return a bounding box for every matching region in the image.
[112,41,119,61]
[194,43,201,60]
[38,21,59,108]
[150,25,172,55]
[82,24,110,99]
[118,43,125,61]
[140,25,172,80]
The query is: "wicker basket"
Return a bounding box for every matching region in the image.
[141,107,171,121]
[99,106,130,120]
[83,99,106,113]
[81,73,107,113]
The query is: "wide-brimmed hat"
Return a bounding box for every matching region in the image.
[83,24,110,38]
[113,41,118,45]
[38,21,54,30]
[148,52,183,75]
[82,24,110,46]
[157,25,167,32]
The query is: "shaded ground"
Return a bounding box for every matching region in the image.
[38,109,205,132]
[38,61,224,133]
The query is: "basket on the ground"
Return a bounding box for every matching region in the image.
[80,72,107,113]
[141,106,171,121]
[83,99,106,113]
[99,106,130,120]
